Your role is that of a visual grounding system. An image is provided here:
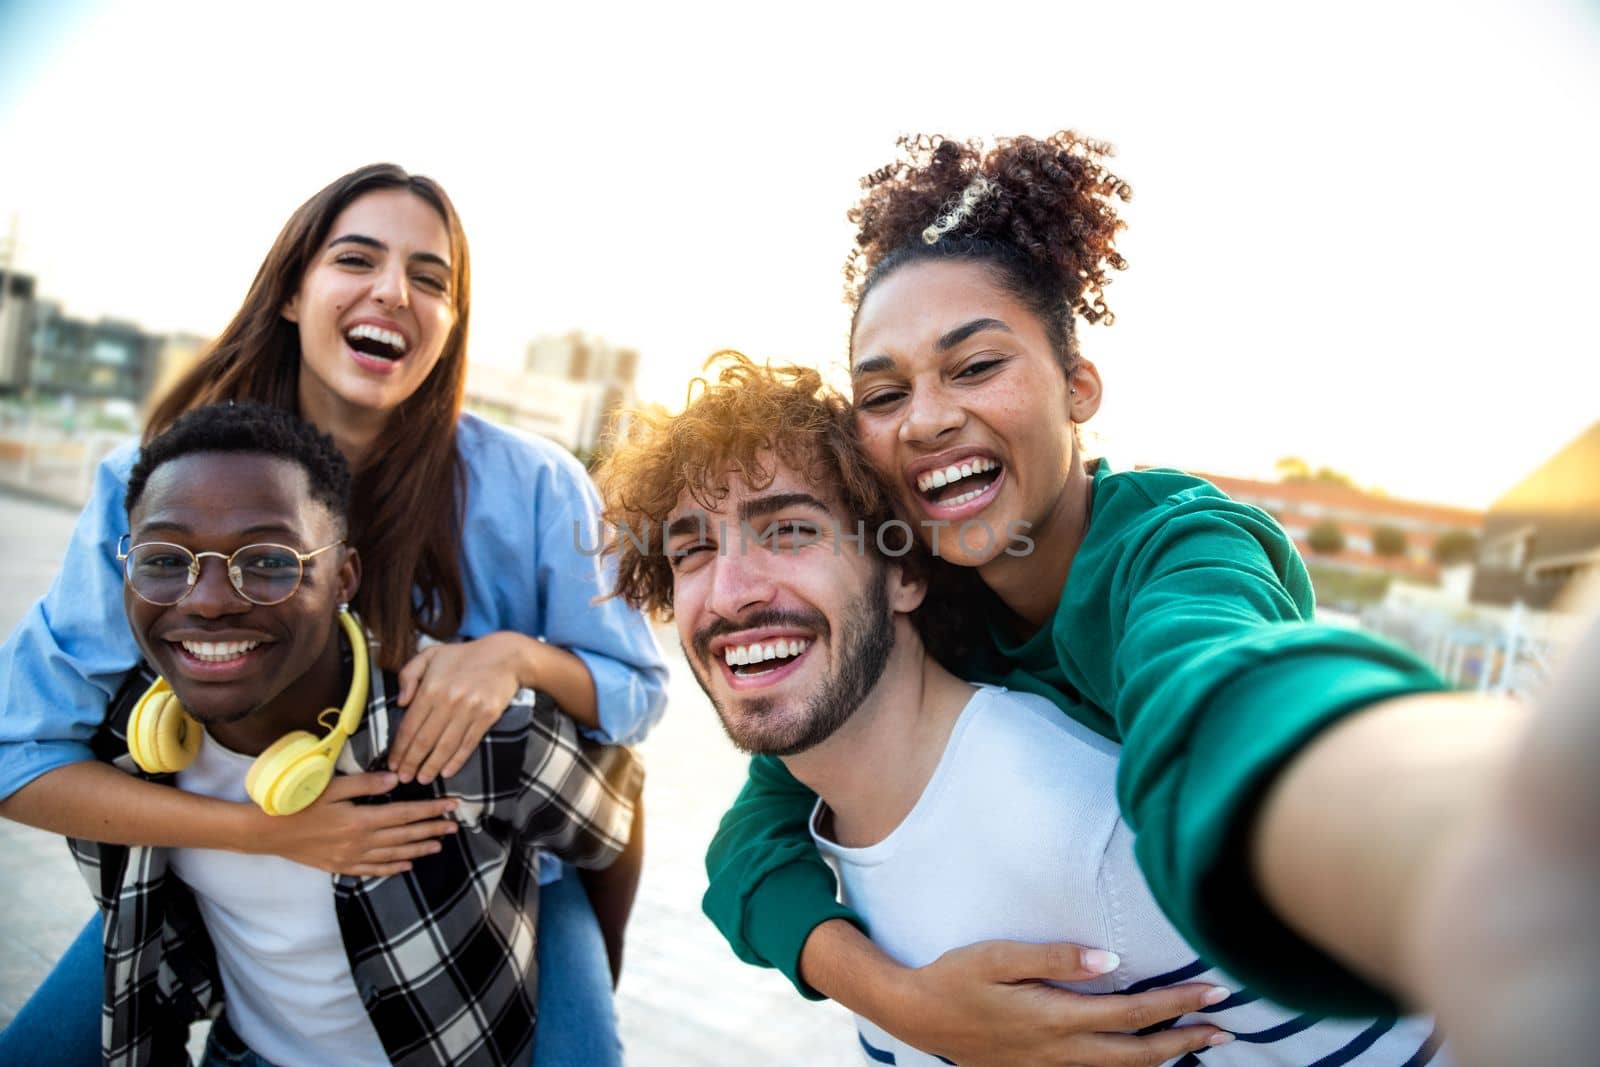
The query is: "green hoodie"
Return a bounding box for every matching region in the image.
[702,463,1446,1016]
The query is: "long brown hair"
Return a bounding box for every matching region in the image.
[146,163,471,669]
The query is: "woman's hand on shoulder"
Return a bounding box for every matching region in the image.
[390,633,530,784]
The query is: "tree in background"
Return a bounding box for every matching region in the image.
[1433,529,1481,566]
[1276,455,1360,490]
[1373,524,1408,557]
[1307,520,1347,555]
[1276,456,1311,482]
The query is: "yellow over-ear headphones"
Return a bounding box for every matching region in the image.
[127,609,371,816]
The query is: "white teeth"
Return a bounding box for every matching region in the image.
[917,457,998,494]
[945,485,988,507]
[723,638,812,670]
[345,323,408,355]
[179,639,260,662]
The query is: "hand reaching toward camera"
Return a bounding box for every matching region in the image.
[1411,609,1600,1066]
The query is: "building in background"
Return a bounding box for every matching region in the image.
[0,269,35,394]
[1190,469,1484,584]
[1471,422,1600,610]
[27,301,162,404]
[0,282,207,417]
[525,331,638,385]
[465,331,638,461]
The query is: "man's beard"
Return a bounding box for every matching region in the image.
[691,577,895,757]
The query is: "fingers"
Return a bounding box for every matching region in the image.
[414,717,472,786]
[1074,1025,1232,1067]
[391,701,447,783]
[1076,982,1233,1034]
[389,639,522,783]
[976,940,1124,982]
[389,649,437,774]
[371,817,460,848]
[437,713,499,781]
[343,861,418,878]
[364,797,459,829]
[319,771,400,803]
[396,645,435,708]
[362,835,454,864]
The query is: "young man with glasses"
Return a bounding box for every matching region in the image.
[57,403,641,1067]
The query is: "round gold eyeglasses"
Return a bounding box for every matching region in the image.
[116,536,344,606]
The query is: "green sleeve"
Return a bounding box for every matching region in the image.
[702,753,865,998]
[1099,491,1448,1015]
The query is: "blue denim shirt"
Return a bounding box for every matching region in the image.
[0,412,669,833]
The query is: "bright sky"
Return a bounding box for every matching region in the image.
[1,0,1596,510]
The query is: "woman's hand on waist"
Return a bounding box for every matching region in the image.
[803,921,1232,1067]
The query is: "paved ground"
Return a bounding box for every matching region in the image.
[0,489,859,1065]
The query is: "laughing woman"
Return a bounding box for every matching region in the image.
[703,133,1585,1066]
[0,164,667,1066]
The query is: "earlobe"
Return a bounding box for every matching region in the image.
[339,548,362,606]
[281,294,300,324]
[889,563,928,615]
[1067,360,1104,422]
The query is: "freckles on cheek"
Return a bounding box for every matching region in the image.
[857,425,897,468]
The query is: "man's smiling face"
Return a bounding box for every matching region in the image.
[123,451,355,726]
[666,458,898,757]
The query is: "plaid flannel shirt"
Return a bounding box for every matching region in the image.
[68,641,643,1067]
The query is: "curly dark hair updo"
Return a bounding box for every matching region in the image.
[127,402,352,533]
[846,131,1132,372]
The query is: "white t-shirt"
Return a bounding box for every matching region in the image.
[172,731,390,1067]
[811,686,1445,1066]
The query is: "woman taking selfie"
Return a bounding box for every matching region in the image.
[704,132,1568,1065]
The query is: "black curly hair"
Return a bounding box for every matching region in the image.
[846,132,1132,372]
[126,402,351,531]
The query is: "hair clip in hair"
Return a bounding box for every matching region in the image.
[922,174,996,245]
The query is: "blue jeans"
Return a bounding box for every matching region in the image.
[0,868,621,1067]
[197,1014,277,1067]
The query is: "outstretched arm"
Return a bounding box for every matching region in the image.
[1262,610,1600,1067]
[1089,494,1451,1014]
[1251,689,1526,997]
